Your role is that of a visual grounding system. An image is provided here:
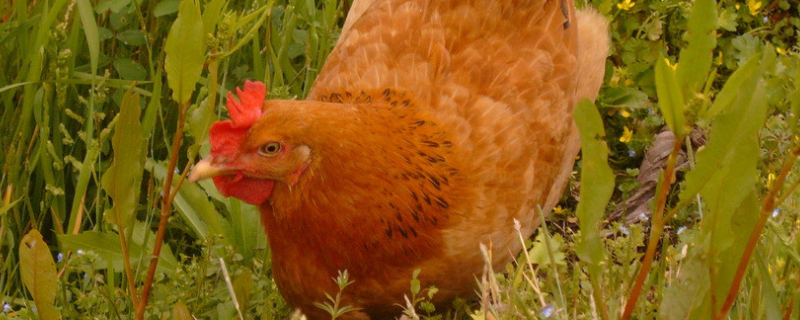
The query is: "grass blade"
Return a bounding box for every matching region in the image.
[76,0,99,75]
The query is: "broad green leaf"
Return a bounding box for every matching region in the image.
[603,87,648,109]
[573,99,613,265]
[699,83,765,252]
[713,192,759,316]
[172,301,193,320]
[717,8,738,32]
[101,88,143,229]
[153,0,180,17]
[701,53,761,120]
[679,67,768,206]
[202,0,226,37]
[59,225,178,274]
[659,249,712,320]
[106,0,131,13]
[731,34,762,66]
[233,270,254,312]
[76,0,99,75]
[528,232,566,266]
[655,58,686,138]
[115,29,146,46]
[226,200,267,264]
[165,0,205,104]
[677,0,716,96]
[109,9,132,31]
[19,230,61,320]
[98,27,114,41]
[112,58,147,80]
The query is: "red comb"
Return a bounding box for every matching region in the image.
[209,80,267,157]
[205,81,272,205]
[227,80,266,128]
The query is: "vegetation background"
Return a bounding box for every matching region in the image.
[0,0,798,319]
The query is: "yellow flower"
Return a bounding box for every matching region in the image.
[553,205,565,214]
[664,58,678,71]
[767,173,776,188]
[776,47,787,55]
[748,0,762,16]
[735,4,740,10]
[617,0,635,11]
[716,51,723,65]
[620,109,631,118]
[620,126,633,143]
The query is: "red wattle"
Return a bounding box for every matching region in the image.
[213,172,275,205]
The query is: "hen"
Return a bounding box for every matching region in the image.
[189,0,609,318]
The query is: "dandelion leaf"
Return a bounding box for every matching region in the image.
[701,53,761,120]
[713,192,759,312]
[679,54,768,206]
[573,99,613,265]
[698,79,764,251]
[101,88,143,229]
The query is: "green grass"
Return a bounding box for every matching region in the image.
[0,0,799,319]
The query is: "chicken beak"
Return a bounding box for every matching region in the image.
[188,156,229,182]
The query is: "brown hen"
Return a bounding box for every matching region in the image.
[189,0,609,318]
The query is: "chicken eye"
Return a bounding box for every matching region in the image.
[258,142,282,157]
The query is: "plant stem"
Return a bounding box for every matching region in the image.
[135,101,189,319]
[119,226,138,307]
[714,141,800,320]
[621,138,684,320]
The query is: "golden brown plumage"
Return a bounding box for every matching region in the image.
[189,0,608,318]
